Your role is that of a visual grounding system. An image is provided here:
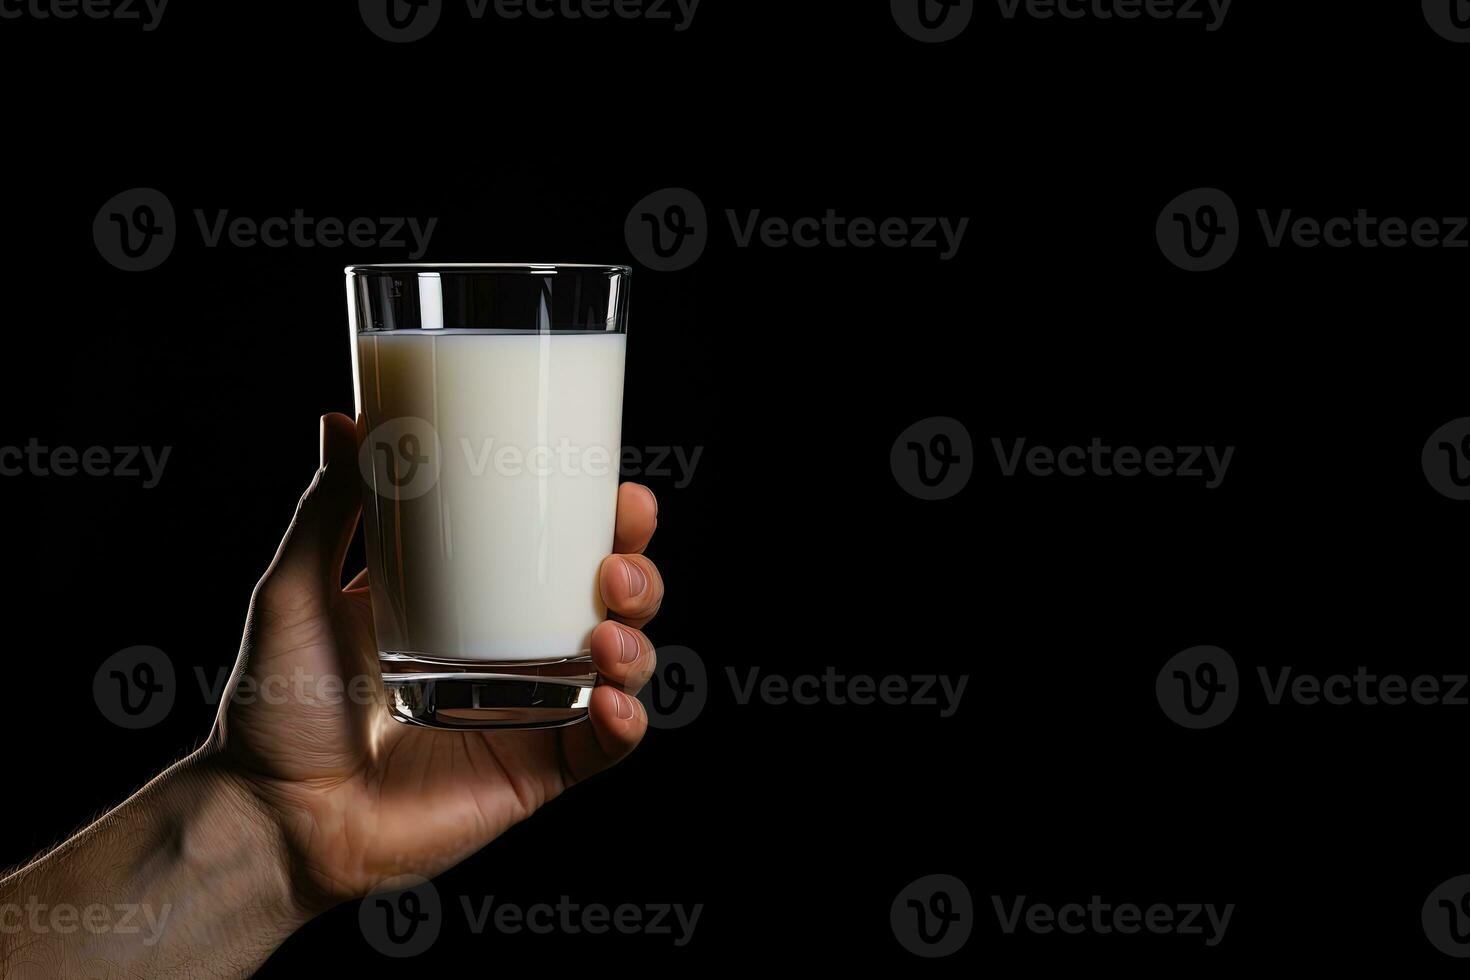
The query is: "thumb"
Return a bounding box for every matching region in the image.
[257,413,363,608]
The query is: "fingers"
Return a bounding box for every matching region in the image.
[557,685,647,785]
[256,414,363,611]
[598,553,663,628]
[589,620,656,694]
[613,482,658,555]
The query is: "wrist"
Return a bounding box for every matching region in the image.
[0,749,315,979]
[170,748,318,934]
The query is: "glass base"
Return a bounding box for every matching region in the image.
[379,653,596,730]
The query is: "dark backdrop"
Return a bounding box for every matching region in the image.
[2,0,1467,972]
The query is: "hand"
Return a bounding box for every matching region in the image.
[0,414,663,978]
[207,412,664,913]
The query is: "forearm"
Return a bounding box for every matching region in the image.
[0,750,307,979]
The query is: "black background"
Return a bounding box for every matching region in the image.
[1,0,1467,972]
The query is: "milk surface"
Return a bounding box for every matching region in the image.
[354,330,627,661]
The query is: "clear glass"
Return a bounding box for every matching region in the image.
[347,263,631,729]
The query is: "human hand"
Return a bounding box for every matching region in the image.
[207,412,664,914]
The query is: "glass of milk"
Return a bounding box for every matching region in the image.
[346,264,630,729]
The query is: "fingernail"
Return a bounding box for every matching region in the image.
[618,626,641,663]
[318,415,329,469]
[641,484,659,517]
[615,689,635,719]
[621,557,647,598]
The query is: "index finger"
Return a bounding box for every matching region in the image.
[613,482,658,555]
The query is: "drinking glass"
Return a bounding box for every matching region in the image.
[347,263,630,729]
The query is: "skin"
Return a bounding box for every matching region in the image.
[0,413,664,978]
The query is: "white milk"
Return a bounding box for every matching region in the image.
[354,330,626,662]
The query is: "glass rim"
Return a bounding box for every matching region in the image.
[345,262,631,275]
